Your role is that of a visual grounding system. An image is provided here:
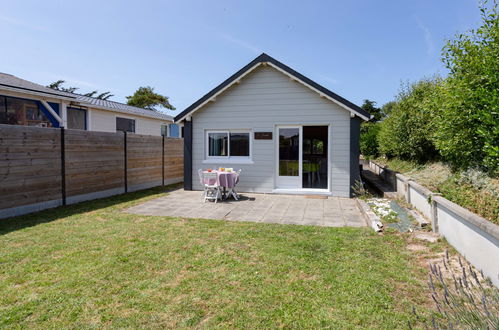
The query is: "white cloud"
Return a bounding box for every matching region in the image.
[219,34,261,54]
[415,18,435,56]
[0,14,48,32]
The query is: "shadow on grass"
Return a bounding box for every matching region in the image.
[0,183,183,236]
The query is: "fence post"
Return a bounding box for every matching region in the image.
[162,136,165,187]
[430,193,441,233]
[60,127,66,206]
[405,179,411,204]
[124,131,128,193]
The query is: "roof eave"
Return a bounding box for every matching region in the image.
[0,84,77,101]
[74,101,173,121]
[174,53,371,122]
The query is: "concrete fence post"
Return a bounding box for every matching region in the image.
[430,193,441,233]
[405,179,411,204]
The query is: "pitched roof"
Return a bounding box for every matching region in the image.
[174,53,372,122]
[0,72,76,98]
[74,95,173,121]
[0,73,173,121]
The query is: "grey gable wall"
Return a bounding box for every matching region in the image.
[190,66,352,197]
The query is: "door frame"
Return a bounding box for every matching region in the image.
[274,124,331,193]
[275,125,302,189]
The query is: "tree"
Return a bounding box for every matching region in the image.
[432,0,499,172]
[126,86,175,111]
[377,78,441,162]
[361,99,385,122]
[359,99,383,158]
[47,80,78,93]
[47,81,113,100]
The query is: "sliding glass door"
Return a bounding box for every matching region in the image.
[276,125,329,190]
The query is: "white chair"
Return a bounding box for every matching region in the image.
[227,169,242,200]
[198,169,221,203]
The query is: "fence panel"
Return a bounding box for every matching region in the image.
[0,124,184,218]
[65,129,125,203]
[0,125,62,215]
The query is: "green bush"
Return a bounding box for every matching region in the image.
[377,78,441,162]
[432,3,499,173]
[360,122,381,158]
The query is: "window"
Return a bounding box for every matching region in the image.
[206,131,251,158]
[161,124,168,137]
[230,133,250,156]
[116,117,135,133]
[208,132,228,156]
[169,124,180,138]
[67,107,87,130]
[0,96,55,127]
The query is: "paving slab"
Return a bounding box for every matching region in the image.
[125,189,366,228]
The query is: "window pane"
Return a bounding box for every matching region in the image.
[6,97,53,127]
[67,108,86,130]
[230,133,249,156]
[0,96,6,124]
[208,133,228,156]
[116,117,135,132]
[279,128,299,176]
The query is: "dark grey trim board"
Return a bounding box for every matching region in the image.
[183,119,193,190]
[174,53,372,122]
[350,116,362,197]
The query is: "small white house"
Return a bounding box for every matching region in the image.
[0,73,178,137]
[175,53,372,197]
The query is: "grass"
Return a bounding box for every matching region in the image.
[373,157,499,225]
[0,185,435,328]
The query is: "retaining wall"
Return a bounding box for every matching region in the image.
[367,160,499,287]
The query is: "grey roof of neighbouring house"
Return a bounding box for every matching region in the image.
[0,72,173,121]
[0,72,77,98]
[74,95,173,121]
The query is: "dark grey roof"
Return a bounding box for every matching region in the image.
[174,53,372,122]
[0,72,173,121]
[0,72,76,98]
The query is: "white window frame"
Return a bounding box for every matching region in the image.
[204,130,253,164]
[161,124,169,137]
[115,116,136,133]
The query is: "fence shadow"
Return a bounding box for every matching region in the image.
[0,184,182,236]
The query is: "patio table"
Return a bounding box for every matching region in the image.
[202,170,240,199]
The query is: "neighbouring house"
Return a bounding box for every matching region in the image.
[175,53,372,197]
[0,73,179,137]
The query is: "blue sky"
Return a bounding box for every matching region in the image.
[0,0,483,115]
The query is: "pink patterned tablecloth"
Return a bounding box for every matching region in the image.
[203,171,239,188]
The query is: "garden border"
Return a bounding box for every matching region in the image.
[367,160,499,287]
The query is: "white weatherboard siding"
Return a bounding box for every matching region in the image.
[89,108,169,136]
[191,66,351,197]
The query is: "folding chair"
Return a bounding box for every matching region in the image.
[198,169,221,203]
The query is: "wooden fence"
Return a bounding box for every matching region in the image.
[0,124,183,219]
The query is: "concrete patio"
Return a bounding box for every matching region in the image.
[126,189,367,227]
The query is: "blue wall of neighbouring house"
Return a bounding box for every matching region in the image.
[169,123,179,137]
[0,94,61,128]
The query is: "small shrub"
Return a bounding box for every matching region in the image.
[410,250,499,329]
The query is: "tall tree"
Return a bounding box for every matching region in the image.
[47,80,79,93]
[361,99,384,121]
[126,86,175,111]
[47,81,113,100]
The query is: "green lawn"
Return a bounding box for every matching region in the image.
[0,186,432,328]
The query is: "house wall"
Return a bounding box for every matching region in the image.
[88,108,171,136]
[190,66,352,197]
